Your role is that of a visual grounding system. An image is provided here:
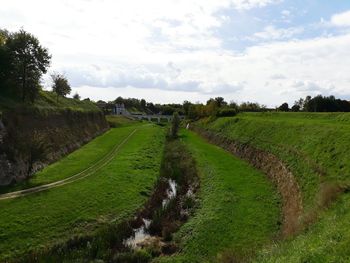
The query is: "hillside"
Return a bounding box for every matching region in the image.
[0,91,108,186]
[195,112,350,261]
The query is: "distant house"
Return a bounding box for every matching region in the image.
[112,103,128,115]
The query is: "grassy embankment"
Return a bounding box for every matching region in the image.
[0,90,99,113]
[197,112,350,262]
[157,129,280,263]
[0,124,165,261]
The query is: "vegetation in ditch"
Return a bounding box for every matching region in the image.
[196,112,350,262]
[157,129,281,263]
[19,126,199,263]
[0,124,164,261]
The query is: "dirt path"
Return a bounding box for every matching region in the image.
[0,129,138,201]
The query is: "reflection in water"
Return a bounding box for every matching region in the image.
[162,179,177,208]
[124,179,178,249]
[123,218,151,248]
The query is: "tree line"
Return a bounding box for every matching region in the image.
[103,94,350,119]
[278,95,350,112]
[99,96,267,119]
[0,28,77,103]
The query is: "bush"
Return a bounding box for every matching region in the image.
[216,108,237,117]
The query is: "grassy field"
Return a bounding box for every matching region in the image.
[157,129,280,263]
[0,124,165,261]
[0,124,144,194]
[106,115,139,127]
[197,112,350,262]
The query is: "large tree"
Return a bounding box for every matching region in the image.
[6,29,51,102]
[51,73,71,102]
[0,29,11,93]
[278,102,289,112]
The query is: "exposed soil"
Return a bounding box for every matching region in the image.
[192,126,303,237]
[0,108,109,186]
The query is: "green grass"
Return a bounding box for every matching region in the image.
[199,112,350,211]
[105,115,138,127]
[0,124,165,261]
[197,112,350,262]
[157,129,280,263]
[0,90,100,113]
[256,193,350,262]
[0,124,145,194]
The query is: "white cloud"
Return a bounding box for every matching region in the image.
[331,10,350,27]
[253,25,304,40]
[229,0,282,10]
[270,74,287,80]
[2,1,350,107]
[281,10,291,17]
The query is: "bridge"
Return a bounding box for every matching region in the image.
[108,103,185,123]
[130,114,185,123]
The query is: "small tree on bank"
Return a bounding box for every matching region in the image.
[51,73,71,102]
[73,92,80,100]
[171,112,180,138]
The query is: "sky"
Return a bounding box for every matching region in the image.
[2,0,350,107]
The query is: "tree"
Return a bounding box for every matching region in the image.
[171,112,180,138]
[140,99,146,109]
[215,97,227,107]
[291,104,300,112]
[73,92,80,100]
[0,29,10,93]
[278,102,289,112]
[115,96,124,104]
[51,73,71,102]
[206,100,219,116]
[6,29,51,102]
[0,29,9,46]
[183,100,191,116]
[229,101,239,111]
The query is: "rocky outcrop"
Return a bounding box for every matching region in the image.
[0,108,109,186]
[192,126,303,237]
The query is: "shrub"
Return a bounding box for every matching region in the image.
[216,108,237,117]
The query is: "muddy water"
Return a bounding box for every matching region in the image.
[123,179,178,249]
[162,179,177,208]
[123,218,152,249]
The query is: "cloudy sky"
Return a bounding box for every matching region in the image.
[2,0,350,106]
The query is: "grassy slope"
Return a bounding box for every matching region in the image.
[157,129,280,263]
[198,112,350,262]
[0,124,143,194]
[200,112,350,210]
[0,90,100,112]
[0,124,165,261]
[257,194,350,262]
